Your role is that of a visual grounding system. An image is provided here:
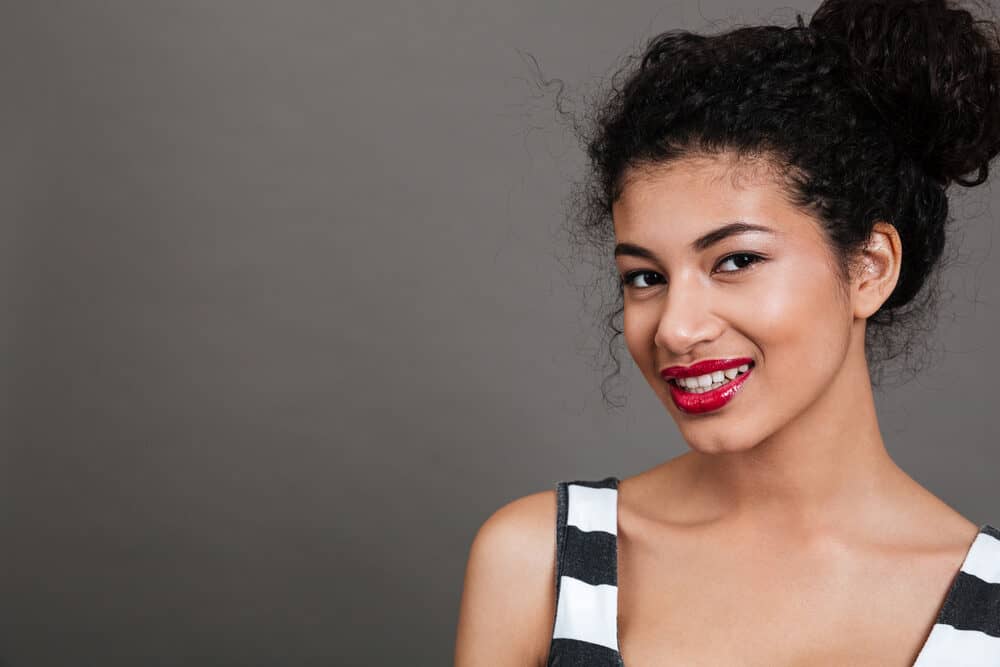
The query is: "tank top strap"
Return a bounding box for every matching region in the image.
[912,523,1000,665]
[547,477,625,666]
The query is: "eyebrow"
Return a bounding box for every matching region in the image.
[613,221,777,259]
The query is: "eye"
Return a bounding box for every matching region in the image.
[715,252,764,273]
[621,270,664,289]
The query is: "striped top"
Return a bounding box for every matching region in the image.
[546,477,1000,666]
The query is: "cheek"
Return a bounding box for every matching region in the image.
[622,303,657,363]
[751,261,850,374]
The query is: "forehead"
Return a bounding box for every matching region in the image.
[612,155,823,246]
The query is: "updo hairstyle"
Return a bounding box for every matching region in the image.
[562,0,1000,404]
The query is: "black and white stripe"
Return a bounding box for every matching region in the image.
[547,478,623,666]
[912,524,1000,665]
[547,477,1000,666]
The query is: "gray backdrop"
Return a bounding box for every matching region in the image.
[4,1,998,665]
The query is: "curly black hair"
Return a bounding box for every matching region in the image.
[555,0,1000,407]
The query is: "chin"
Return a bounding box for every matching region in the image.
[670,413,765,455]
[683,433,761,456]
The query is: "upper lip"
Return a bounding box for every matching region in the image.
[660,357,754,380]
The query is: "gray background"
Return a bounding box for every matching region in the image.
[4,1,998,665]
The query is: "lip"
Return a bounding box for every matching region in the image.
[660,358,755,415]
[660,357,754,380]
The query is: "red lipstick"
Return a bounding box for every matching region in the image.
[660,358,754,380]
[659,358,754,415]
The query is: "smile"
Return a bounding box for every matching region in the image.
[669,364,751,393]
[661,360,755,414]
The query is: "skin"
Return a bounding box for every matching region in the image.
[454,153,980,666]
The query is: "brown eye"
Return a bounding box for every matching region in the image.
[716,252,764,273]
[621,270,664,289]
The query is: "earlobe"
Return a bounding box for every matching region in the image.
[853,221,902,319]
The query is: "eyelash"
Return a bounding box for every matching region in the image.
[620,252,765,289]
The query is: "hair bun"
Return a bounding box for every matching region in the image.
[809,0,1000,186]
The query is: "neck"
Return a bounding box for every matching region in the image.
[684,327,908,537]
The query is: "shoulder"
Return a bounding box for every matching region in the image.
[474,489,559,559]
[455,489,558,667]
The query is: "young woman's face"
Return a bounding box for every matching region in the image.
[612,155,857,453]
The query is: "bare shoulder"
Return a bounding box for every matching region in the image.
[889,470,982,549]
[454,489,558,667]
[470,490,558,564]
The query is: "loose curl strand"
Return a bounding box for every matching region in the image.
[549,0,1000,407]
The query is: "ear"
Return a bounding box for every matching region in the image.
[852,221,902,319]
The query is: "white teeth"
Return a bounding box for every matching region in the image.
[674,363,752,393]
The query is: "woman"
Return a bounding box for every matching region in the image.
[455,0,1000,664]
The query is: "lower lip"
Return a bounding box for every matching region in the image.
[667,365,753,415]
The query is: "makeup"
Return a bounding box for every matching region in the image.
[661,358,754,414]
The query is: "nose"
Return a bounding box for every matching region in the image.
[652,272,725,355]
